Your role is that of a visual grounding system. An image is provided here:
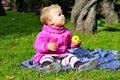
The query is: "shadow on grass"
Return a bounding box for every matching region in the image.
[98,18,120,32]
[98,26,120,33]
[0,11,42,38]
[103,27,120,32]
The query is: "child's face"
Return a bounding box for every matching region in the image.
[48,8,65,28]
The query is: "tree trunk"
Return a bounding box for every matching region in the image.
[0,0,6,16]
[16,0,24,11]
[100,0,118,23]
[71,0,97,33]
[11,0,25,11]
[28,0,42,15]
[11,0,42,15]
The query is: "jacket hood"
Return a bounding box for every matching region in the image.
[42,25,67,34]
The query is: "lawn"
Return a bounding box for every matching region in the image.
[0,11,120,80]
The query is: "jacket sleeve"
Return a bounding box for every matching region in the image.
[33,31,49,53]
[70,35,76,48]
[70,35,80,48]
[66,30,77,48]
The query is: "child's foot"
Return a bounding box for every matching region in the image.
[117,51,120,59]
[41,62,62,74]
[78,58,98,71]
[41,61,52,67]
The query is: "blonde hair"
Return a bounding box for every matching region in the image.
[40,4,61,24]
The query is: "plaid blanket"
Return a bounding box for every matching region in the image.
[20,47,120,71]
[68,47,120,70]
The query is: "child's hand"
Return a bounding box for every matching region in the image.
[48,43,57,51]
[72,35,81,45]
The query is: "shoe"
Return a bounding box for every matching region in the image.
[117,51,120,59]
[40,62,62,74]
[78,58,98,71]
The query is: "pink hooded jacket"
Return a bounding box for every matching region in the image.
[33,25,76,63]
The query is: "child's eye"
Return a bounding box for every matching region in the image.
[58,13,61,16]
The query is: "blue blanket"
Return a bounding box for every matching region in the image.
[20,47,120,71]
[68,47,120,70]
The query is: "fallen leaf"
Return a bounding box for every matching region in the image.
[6,76,14,80]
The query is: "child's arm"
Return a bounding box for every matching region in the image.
[34,32,58,53]
[34,32,50,53]
[48,43,57,51]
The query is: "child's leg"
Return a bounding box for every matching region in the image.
[78,58,98,71]
[40,56,62,74]
[61,54,98,71]
[61,54,82,68]
[40,55,54,67]
[117,50,120,59]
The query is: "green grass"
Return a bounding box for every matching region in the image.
[0,11,120,80]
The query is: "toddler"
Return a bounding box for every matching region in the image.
[33,4,98,71]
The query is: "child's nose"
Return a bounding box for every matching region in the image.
[62,14,64,17]
[62,15,65,19]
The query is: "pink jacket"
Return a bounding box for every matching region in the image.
[33,25,76,63]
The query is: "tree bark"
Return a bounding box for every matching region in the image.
[71,0,97,33]
[100,0,118,23]
[0,0,6,16]
[16,0,24,11]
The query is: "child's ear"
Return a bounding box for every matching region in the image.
[48,19,54,25]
